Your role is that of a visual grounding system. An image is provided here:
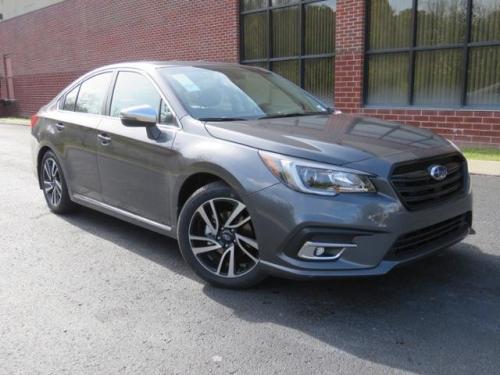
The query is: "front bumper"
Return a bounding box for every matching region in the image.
[246,181,473,280]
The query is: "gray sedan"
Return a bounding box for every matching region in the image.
[31,61,473,288]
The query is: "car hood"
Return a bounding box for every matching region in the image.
[204,113,454,166]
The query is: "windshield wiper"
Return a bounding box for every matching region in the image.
[199,117,249,122]
[257,112,327,120]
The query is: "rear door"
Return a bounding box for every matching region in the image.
[96,70,179,225]
[50,72,113,201]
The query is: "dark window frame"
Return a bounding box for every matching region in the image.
[240,0,335,90]
[364,0,500,109]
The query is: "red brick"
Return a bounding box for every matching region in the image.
[0,0,240,116]
[1,0,499,147]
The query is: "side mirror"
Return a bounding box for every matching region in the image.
[120,105,157,127]
[120,105,161,140]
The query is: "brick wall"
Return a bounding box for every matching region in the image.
[334,0,365,112]
[0,0,239,117]
[1,0,499,148]
[334,0,500,148]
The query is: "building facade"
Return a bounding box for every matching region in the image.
[0,0,499,147]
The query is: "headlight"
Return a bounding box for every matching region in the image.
[259,151,376,196]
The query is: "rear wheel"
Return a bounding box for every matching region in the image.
[40,151,76,214]
[177,182,265,288]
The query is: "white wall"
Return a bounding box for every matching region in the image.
[0,0,65,20]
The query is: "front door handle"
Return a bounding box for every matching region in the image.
[55,122,65,131]
[97,133,112,145]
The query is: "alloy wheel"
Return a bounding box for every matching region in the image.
[188,198,259,278]
[42,157,63,207]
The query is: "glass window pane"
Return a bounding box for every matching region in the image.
[272,60,300,85]
[241,0,267,11]
[417,0,467,46]
[272,6,300,57]
[63,85,79,111]
[242,13,268,60]
[271,0,299,6]
[159,100,173,125]
[159,66,328,119]
[304,58,334,105]
[304,0,336,55]
[467,46,500,106]
[369,0,413,50]
[110,72,161,118]
[366,53,409,105]
[414,49,463,106]
[472,0,500,42]
[75,73,112,115]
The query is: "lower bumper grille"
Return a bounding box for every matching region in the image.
[389,212,471,257]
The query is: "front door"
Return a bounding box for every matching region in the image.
[96,70,178,226]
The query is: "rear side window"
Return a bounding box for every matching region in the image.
[75,72,112,115]
[62,85,79,111]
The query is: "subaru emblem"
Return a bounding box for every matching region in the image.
[428,164,448,181]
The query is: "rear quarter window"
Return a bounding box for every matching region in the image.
[75,72,113,115]
[62,85,80,111]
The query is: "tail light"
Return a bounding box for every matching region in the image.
[30,115,40,128]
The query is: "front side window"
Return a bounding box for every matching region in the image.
[159,65,328,120]
[110,71,162,117]
[240,0,336,105]
[366,0,500,108]
[75,72,112,114]
[62,85,79,111]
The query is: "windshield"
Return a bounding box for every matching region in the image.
[158,65,329,121]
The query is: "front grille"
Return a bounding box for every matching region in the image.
[391,153,466,210]
[390,213,471,257]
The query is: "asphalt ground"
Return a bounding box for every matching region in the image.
[0,124,499,374]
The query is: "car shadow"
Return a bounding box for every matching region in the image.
[60,206,197,281]
[204,243,500,374]
[61,206,499,374]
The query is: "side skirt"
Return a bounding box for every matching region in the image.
[72,194,175,238]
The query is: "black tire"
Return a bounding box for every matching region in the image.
[177,181,266,289]
[40,150,76,214]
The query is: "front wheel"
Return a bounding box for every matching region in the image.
[177,182,265,288]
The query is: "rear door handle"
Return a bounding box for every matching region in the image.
[97,133,112,145]
[55,122,65,131]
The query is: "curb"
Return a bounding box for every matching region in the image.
[0,121,30,127]
[467,160,500,177]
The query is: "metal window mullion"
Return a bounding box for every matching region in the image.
[242,52,335,64]
[267,0,272,70]
[240,0,324,15]
[461,0,474,106]
[299,2,305,87]
[363,0,372,105]
[239,2,244,63]
[408,0,419,106]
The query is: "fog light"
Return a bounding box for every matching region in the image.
[298,241,357,261]
[314,247,325,256]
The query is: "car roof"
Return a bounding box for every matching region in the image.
[95,60,253,71]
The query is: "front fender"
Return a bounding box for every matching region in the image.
[169,130,279,227]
